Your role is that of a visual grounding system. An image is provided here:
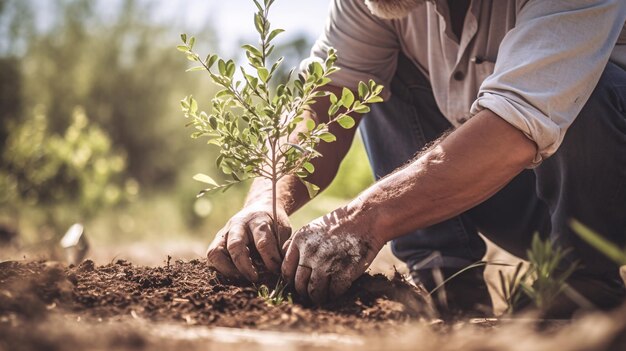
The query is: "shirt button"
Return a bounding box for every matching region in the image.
[453,71,465,81]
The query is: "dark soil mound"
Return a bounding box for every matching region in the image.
[0,259,432,334]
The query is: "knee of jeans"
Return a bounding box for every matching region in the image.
[550,63,626,159]
[581,63,626,116]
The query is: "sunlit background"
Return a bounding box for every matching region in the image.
[0,0,375,264]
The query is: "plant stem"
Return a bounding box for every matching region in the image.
[271,172,279,255]
[268,137,282,259]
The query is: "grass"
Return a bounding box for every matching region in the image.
[257,280,292,306]
[429,233,580,314]
[494,261,528,314]
[571,219,626,266]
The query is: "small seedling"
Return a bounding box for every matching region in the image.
[521,233,579,311]
[494,261,528,314]
[257,283,292,306]
[177,0,383,303]
[428,234,579,314]
[494,234,580,314]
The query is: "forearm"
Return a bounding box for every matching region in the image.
[245,85,359,214]
[348,109,537,243]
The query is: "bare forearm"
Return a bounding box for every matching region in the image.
[347,109,537,242]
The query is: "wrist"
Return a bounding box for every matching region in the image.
[244,178,274,207]
[346,195,387,249]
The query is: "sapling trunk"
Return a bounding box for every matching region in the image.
[271,169,280,256]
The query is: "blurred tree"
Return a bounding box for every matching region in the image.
[0,0,33,147]
[0,107,133,229]
[15,0,217,186]
[0,57,21,147]
[0,0,219,238]
[0,0,34,56]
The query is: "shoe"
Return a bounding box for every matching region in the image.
[411,265,493,319]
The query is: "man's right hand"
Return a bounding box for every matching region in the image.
[206,202,291,282]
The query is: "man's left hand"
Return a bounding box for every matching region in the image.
[281,207,384,305]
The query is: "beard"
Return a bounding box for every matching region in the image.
[364,0,427,19]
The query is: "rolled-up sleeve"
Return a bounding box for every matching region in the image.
[470,0,626,165]
[300,0,399,100]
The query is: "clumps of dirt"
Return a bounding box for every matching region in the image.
[0,261,73,321]
[0,259,432,334]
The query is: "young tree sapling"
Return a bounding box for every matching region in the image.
[177,0,383,300]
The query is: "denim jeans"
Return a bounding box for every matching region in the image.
[360,54,626,286]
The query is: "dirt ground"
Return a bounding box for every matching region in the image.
[0,257,435,350]
[1,243,626,351]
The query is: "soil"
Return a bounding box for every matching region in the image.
[2,258,626,351]
[0,258,432,350]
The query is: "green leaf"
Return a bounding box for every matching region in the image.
[316,77,331,87]
[305,119,315,131]
[254,13,264,35]
[301,179,320,198]
[286,143,307,154]
[226,60,236,78]
[242,44,263,59]
[181,34,187,43]
[367,95,384,104]
[193,173,219,187]
[186,66,205,72]
[357,81,368,99]
[374,84,384,95]
[209,116,218,129]
[189,36,196,49]
[353,104,370,114]
[328,103,340,117]
[218,59,227,75]
[221,163,233,174]
[268,28,285,42]
[341,87,355,108]
[310,62,323,78]
[329,93,338,105]
[180,98,189,109]
[176,45,189,52]
[319,132,336,142]
[337,114,355,129]
[216,89,231,99]
[207,55,218,68]
[303,162,315,173]
[214,155,224,169]
[258,67,269,82]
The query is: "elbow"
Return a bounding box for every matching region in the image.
[512,130,539,168]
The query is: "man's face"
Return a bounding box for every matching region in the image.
[364,0,427,19]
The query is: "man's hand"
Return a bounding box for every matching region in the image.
[281,207,384,305]
[206,84,362,283]
[207,201,291,282]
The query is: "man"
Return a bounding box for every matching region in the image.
[206,0,626,317]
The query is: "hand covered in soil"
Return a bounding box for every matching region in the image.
[206,202,291,282]
[281,207,384,305]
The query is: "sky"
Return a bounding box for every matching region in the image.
[158,0,332,55]
[24,0,332,57]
